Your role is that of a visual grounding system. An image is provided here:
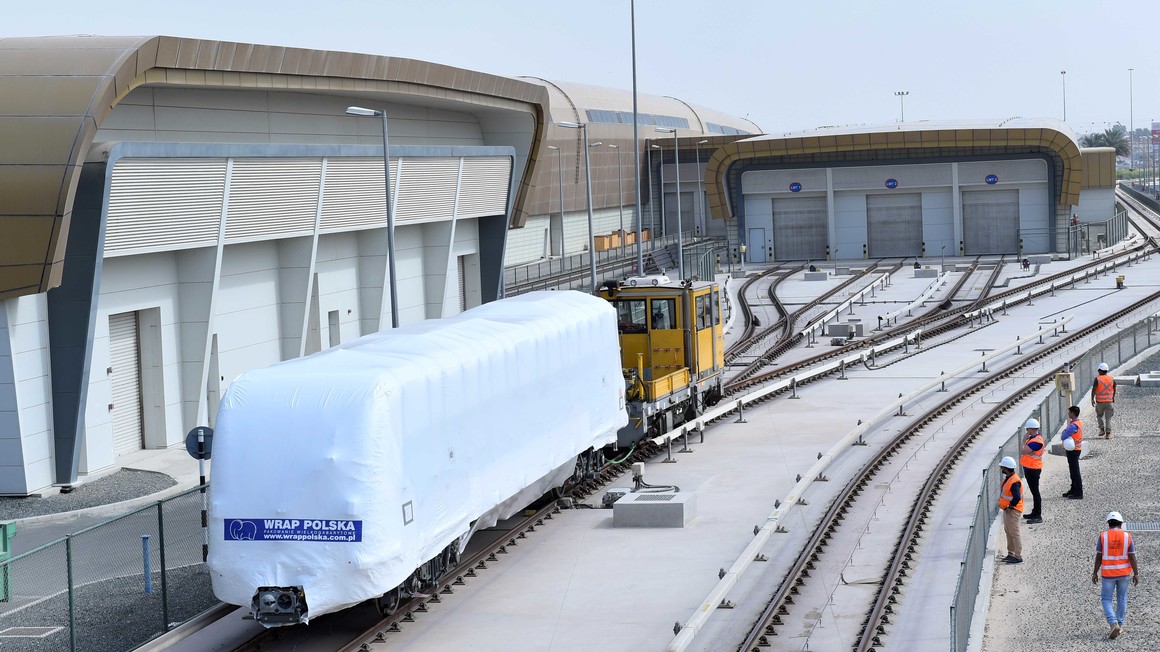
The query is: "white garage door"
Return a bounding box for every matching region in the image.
[772,196,827,261]
[963,189,1019,254]
[109,311,144,456]
[867,193,922,258]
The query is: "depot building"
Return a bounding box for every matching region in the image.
[703,120,1115,263]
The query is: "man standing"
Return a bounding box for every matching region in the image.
[1092,362,1116,439]
[1019,418,1045,523]
[998,456,1023,564]
[1061,406,1084,499]
[1091,511,1139,640]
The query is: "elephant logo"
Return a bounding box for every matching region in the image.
[228,519,258,540]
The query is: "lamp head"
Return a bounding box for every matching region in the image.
[608,144,618,149]
[547,145,559,150]
[589,141,603,147]
[558,121,582,129]
[346,106,380,117]
[697,139,709,144]
[656,127,676,134]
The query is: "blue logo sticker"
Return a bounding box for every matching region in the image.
[224,518,363,542]
[789,182,802,192]
[885,178,899,189]
[985,174,998,185]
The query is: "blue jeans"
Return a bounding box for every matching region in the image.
[1101,576,1130,625]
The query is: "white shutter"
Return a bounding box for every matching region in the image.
[395,158,460,223]
[106,158,227,254]
[320,157,393,232]
[225,158,322,242]
[109,312,144,456]
[457,157,511,218]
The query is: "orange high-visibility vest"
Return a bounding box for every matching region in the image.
[1100,529,1134,578]
[999,473,1024,512]
[1070,418,1084,451]
[1020,433,1045,469]
[1095,375,1115,403]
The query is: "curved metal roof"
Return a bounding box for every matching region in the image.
[518,77,760,135]
[0,35,549,301]
[705,118,1083,220]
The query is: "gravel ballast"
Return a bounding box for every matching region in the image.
[982,352,1160,649]
[0,469,176,521]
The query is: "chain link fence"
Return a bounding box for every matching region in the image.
[0,486,216,652]
[950,313,1160,651]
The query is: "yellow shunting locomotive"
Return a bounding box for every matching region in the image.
[598,275,725,447]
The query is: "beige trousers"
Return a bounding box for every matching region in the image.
[1003,508,1022,558]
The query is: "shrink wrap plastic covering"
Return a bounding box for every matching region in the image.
[208,291,627,622]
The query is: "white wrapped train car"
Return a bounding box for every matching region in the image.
[207,291,627,625]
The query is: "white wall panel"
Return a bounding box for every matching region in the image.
[833,193,868,260]
[921,190,955,256]
[958,159,1047,186]
[832,163,951,191]
[741,168,828,194]
[320,157,394,232]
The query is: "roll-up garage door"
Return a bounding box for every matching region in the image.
[962,189,1019,255]
[867,193,922,258]
[772,196,827,261]
[109,311,144,456]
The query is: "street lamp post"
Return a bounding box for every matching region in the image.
[346,106,398,328]
[558,121,598,291]
[547,145,564,258]
[941,244,946,273]
[630,0,644,275]
[1129,68,1135,172]
[656,127,683,280]
[695,139,708,237]
[894,91,909,122]
[1061,71,1067,122]
[609,144,624,250]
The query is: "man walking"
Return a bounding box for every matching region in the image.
[1019,418,1045,523]
[1061,405,1084,499]
[1092,362,1116,438]
[1091,511,1139,639]
[998,456,1023,564]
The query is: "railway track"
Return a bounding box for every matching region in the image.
[736,285,1160,652]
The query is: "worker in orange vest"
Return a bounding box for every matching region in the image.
[1019,418,1045,523]
[1091,511,1138,640]
[998,456,1023,564]
[1061,405,1084,499]
[1092,362,1116,438]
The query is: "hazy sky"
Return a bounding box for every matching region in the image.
[7,0,1157,136]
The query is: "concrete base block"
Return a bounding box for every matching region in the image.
[1138,372,1160,388]
[1028,254,1051,265]
[914,268,939,278]
[835,266,850,275]
[804,271,828,281]
[613,491,697,527]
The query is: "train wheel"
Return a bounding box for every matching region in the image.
[375,587,402,617]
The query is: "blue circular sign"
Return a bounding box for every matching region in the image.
[789,182,802,192]
[985,174,999,185]
[885,178,899,189]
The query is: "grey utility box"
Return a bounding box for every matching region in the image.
[613,491,697,528]
[804,271,828,281]
[826,322,864,337]
[914,268,939,278]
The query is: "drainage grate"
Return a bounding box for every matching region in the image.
[0,627,63,638]
[636,494,676,502]
[1127,522,1160,531]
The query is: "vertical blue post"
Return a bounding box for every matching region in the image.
[142,535,152,594]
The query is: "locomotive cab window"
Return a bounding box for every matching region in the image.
[651,298,676,329]
[711,288,721,326]
[615,300,647,334]
[696,294,712,330]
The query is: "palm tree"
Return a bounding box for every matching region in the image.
[1103,125,1130,156]
[1079,133,1107,148]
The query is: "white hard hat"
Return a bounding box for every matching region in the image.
[1098,362,1110,372]
[1025,418,1040,429]
[999,456,1017,469]
[1107,511,1124,523]
[1063,437,1076,451]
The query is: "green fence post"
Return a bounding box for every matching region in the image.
[0,520,14,601]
